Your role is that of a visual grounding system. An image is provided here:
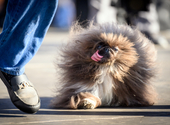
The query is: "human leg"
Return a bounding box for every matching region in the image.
[0,0,58,75]
[0,0,58,113]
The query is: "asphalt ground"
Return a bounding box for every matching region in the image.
[0,28,170,125]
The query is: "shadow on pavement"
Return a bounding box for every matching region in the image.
[36,110,170,117]
[0,97,170,117]
[0,114,26,117]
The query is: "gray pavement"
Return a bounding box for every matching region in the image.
[0,28,170,125]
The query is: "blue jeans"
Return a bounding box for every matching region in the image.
[0,0,58,75]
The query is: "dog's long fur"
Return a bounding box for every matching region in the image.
[51,22,157,109]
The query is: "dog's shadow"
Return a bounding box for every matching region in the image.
[0,97,170,117]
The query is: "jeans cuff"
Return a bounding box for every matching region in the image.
[0,68,24,75]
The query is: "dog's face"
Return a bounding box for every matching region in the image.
[80,33,138,68]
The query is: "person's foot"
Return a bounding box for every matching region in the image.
[0,71,40,113]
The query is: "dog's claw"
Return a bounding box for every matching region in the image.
[78,99,95,109]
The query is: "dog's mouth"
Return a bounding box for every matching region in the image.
[91,47,118,63]
[91,50,103,62]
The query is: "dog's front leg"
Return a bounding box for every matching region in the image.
[69,92,101,109]
[78,92,101,109]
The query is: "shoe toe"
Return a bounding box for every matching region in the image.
[12,87,40,114]
[16,87,39,105]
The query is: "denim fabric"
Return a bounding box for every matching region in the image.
[0,0,58,75]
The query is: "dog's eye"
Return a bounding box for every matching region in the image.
[97,43,104,49]
[97,45,102,49]
[113,47,119,52]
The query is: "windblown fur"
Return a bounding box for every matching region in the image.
[51,22,157,109]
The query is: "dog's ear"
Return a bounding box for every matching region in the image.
[107,34,139,82]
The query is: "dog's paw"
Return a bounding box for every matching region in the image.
[78,98,96,109]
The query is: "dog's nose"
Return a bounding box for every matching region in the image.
[98,47,111,57]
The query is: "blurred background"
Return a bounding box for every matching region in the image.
[0,0,170,47]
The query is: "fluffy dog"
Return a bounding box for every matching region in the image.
[51,22,157,109]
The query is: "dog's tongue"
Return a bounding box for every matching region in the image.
[91,50,103,62]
